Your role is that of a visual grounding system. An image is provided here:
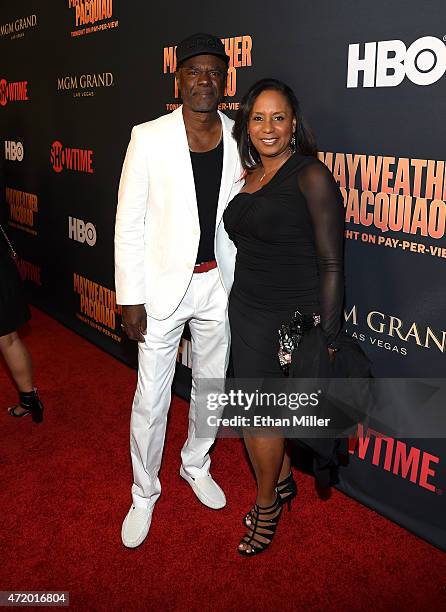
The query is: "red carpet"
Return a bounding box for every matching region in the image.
[1,308,446,611]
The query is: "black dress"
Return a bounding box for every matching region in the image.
[0,235,30,337]
[224,153,344,378]
[223,153,357,486]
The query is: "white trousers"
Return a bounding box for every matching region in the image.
[130,268,229,509]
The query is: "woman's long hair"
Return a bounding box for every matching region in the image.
[233,78,318,171]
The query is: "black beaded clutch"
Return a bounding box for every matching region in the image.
[278,310,321,375]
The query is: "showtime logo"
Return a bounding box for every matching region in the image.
[349,423,440,493]
[68,216,97,246]
[16,257,42,285]
[347,36,446,87]
[0,79,29,106]
[5,141,24,161]
[50,141,94,173]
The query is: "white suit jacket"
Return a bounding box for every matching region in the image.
[114,106,242,320]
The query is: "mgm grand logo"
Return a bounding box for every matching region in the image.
[0,14,37,39]
[345,305,445,355]
[57,72,114,97]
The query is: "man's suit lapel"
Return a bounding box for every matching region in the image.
[169,107,238,226]
[216,111,238,226]
[170,106,199,223]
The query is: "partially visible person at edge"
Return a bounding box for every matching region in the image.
[223,78,345,556]
[114,33,242,548]
[0,224,44,423]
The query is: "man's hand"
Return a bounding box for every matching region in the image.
[121,304,147,342]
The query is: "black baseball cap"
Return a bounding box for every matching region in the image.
[176,33,229,68]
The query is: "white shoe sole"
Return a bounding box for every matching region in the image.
[179,467,226,510]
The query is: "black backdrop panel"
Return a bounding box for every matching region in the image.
[1,0,445,549]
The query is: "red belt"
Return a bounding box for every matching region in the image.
[194,259,217,273]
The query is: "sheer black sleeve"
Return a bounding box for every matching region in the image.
[297,160,345,344]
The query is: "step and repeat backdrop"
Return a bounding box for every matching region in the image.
[1,1,445,549]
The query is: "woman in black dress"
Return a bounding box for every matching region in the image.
[0,226,44,422]
[223,79,344,555]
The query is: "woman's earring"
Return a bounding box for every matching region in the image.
[248,132,252,159]
[290,132,296,152]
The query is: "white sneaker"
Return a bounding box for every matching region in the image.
[179,466,226,509]
[121,505,153,548]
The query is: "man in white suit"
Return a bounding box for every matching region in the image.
[115,33,241,547]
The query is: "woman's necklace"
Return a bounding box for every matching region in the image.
[259,151,293,182]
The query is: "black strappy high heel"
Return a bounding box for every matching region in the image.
[277,472,297,511]
[243,472,297,527]
[8,388,44,423]
[238,494,283,557]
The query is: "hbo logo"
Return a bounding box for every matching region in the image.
[347,36,446,87]
[5,140,24,161]
[68,216,97,246]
